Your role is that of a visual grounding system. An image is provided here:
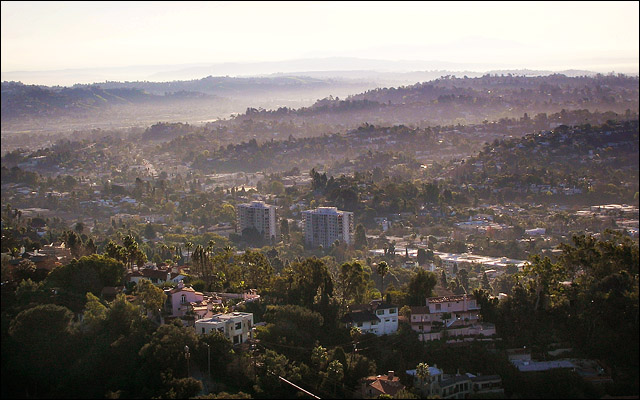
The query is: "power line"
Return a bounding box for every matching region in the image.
[278,375,321,399]
[255,342,366,400]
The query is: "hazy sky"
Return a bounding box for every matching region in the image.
[2,1,639,75]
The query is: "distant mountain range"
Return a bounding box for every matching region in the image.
[2,68,638,137]
[0,75,377,123]
[0,81,218,121]
[1,56,614,87]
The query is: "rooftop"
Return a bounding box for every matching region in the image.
[197,312,253,323]
[427,295,469,304]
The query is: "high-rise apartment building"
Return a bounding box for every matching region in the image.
[236,201,277,241]
[302,207,353,248]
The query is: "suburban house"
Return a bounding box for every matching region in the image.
[9,249,60,272]
[406,364,444,397]
[410,295,495,341]
[434,251,525,276]
[407,365,503,399]
[360,371,405,398]
[126,267,187,285]
[100,286,124,301]
[341,299,399,336]
[469,374,504,396]
[39,242,72,265]
[195,312,254,345]
[164,281,205,317]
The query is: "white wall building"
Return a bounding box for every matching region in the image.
[302,207,353,248]
[341,300,399,336]
[195,312,254,345]
[236,201,277,241]
[434,251,525,275]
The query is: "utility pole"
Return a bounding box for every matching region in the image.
[184,345,190,377]
[251,343,257,381]
[206,343,211,378]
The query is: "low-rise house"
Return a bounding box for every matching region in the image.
[468,374,504,396]
[341,300,399,336]
[511,359,576,372]
[438,374,472,399]
[410,295,495,341]
[164,281,204,317]
[435,251,525,275]
[408,366,503,399]
[126,268,187,285]
[407,364,444,397]
[195,312,253,345]
[360,371,405,398]
[190,294,224,320]
[10,250,60,272]
[39,243,72,264]
[100,286,124,301]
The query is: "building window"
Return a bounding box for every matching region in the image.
[357,322,363,327]
[202,327,205,334]
[389,308,396,314]
[235,322,242,330]
[371,320,378,325]
[376,310,384,315]
[181,294,187,304]
[435,304,441,311]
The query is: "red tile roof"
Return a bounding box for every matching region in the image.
[362,375,405,397]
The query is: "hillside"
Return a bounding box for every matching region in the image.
[451,120,639,204]
[221,74,639,131]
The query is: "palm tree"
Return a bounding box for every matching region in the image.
[350,326,362,364]
[416,362,431,395]
[185,241,193,263]
[327,360,344,397]
[159,243,168,260]
[376,261,390,294]
[207,240,216,257]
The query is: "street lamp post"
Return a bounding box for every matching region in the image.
[184,345,190,377]
[205,343,211,378]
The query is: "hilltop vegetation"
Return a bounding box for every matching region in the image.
[3,73,638,153]
[453,120,640,204]
[219,73,639,131]
[0,81,217,121]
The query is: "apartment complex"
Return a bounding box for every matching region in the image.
[236,201,277,241]
[302,207,353,248]
[195,312,254,345]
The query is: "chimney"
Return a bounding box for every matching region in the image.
[387,371,394,380]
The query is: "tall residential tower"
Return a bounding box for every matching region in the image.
[236,201,277,241]
[302,207,353,248]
